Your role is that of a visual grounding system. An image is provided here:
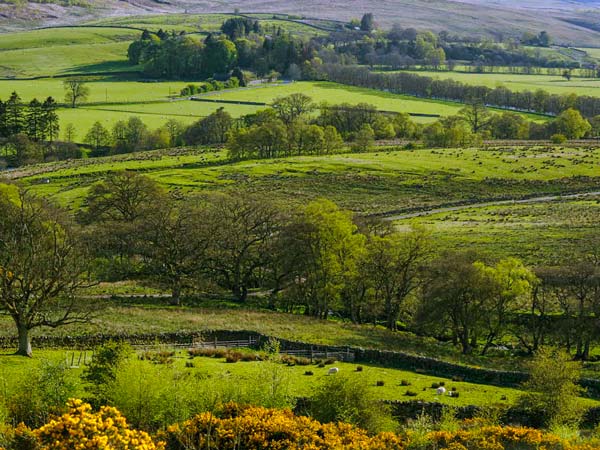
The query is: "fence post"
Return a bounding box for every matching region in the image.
[214,336,218,349]
[310,346,314,364]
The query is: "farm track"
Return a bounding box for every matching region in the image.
[381,190,600,221]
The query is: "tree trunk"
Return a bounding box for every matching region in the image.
[170,283,181,306]
[16,324,32,357]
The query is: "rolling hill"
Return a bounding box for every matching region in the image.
[2,0,600,46]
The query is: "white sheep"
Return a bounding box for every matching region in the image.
[328,367,339,375]
[436,386,447,395]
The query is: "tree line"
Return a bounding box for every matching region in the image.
[317,64,600,118]
[2,175,599,359]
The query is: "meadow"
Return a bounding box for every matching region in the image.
[13,145,600,213]
[5,144,600,267]
[0,80,468,138]
[399,70,600,97]
[0,348,571,409]
[398,196,600,265]
[0,27,141,78]
[85,13,332,36]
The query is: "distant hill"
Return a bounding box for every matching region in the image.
[2,0,600,46]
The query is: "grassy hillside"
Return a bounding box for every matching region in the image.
[0,28,141,78]
[4,0,600,46]
[5,144,600,264]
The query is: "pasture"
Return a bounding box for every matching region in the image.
[397,196,600,264]
[399,70,600,97]
[86,13,331,37]
[9,145,600,218]
[0,80,469,137]
[0,348,554,408]
[0,27,141,78]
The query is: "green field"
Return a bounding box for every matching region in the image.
[397,196,600,264]
[0,348,569,409]
[400,70,600,97]
[8,144,600,265]
[1,81,469,138]
[0,28,141,78]
[208,81,462,117]
[85,13,330,37]
[8,145,600,216]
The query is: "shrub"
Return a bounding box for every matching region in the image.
[4,360,78,428]
[551,133,567,144]
[225,351,243,363]
[400,380,411,386]
[161,403,405,450]
[82,341,132,407]
[31,399,162,450]
[308,374,397,434]
[517,348,584,429]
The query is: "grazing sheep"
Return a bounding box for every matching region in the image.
[436,386,447,395]
[328,367,339,375]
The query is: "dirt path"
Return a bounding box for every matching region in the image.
[383,190,600,221]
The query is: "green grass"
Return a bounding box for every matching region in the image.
[11,146,600,214]
[398,70,600,97]
[399,196,600,265]
[0,28,141,78]
[208,81,462,117]
[0,80,469,137]
[3,349,595,410]
[85,13,329,37]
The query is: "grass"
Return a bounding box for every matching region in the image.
[0,28,141,78]
[11,145,600,214]
[85,13,330,37]
[208,81,463,117]
[397,70,600,97]
[0,302,525,372]
[399,196,600,265]
[0,80,470,137]
[3,348,593,410]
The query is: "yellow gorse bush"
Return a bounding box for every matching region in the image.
[161,402,406,450]
[427,425,600,450]
[30,399,164,450]
[5,400,600,450]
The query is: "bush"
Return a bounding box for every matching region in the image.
[161,403,405,450]
[3,361,77,428]
[31,399,161,450]
[551,133,567,144]
[308,374,397,434]
[225,351,243,363]
[517,348,584,429]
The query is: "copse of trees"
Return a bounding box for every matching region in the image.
[0,91,78,167]
[127,23,315,80]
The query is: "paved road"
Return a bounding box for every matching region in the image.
[383,190,600,221]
